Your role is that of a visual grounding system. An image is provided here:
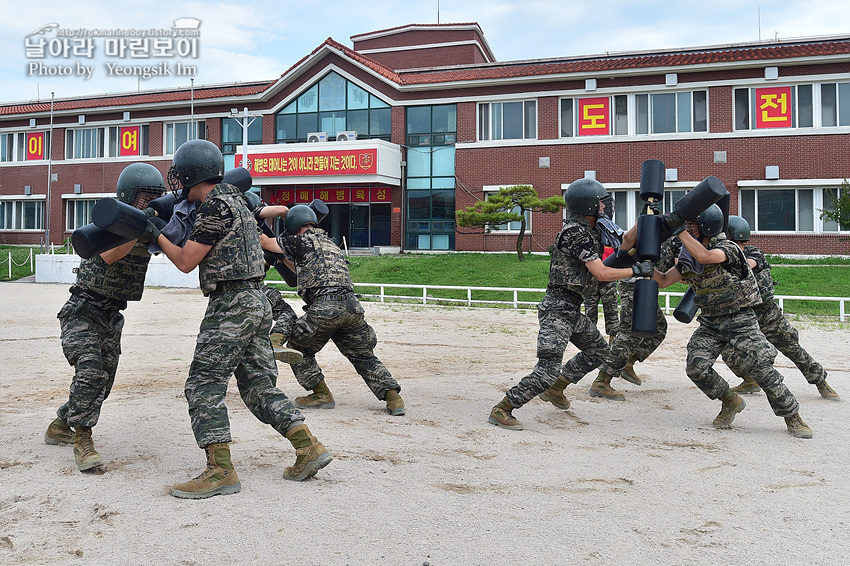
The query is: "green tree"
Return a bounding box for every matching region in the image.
[820,179,850,244]
[456,185,565,261]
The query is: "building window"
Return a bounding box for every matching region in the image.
[107,125,149,157]
[478,100,536,140]
[0,198,45,230]
[731,84,850,130]
[0,133,14,161]
[821,82,850,127]
[483,185,531,233]
[740,187,826,232]
[822,185,849,232]
[65,127,105,159]
[275,71,391,143]
[65,198,100,230]
[165,121,205,154]
[222,117,263,154]
[635,91,707,134]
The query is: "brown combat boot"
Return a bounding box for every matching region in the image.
[270,332,304,365]
[713,390,746,428]
[539,377,571,410]
[488,396,523,430]
[784,413,813,439]
[294,380,336,409]
[73,427,103,472]
[731,377,761,394]
[620,356,642,386]
[283,424,332,481]
[385,389,405,416]
[589,371,625,401]
[44,418,76,445]
[816,379,840,400]
[172,442,241,499]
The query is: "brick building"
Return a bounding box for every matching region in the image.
[2,23,849,254]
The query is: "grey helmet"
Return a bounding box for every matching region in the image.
[167,140,225,199]
[698,204,725,238]
[726,215,751,242]
[284,204,318,235]
[116,163,166,206]
[565,178,608,217]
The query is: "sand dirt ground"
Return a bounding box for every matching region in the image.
[1,281,849,566]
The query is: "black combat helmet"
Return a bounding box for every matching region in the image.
[285,204,318,235]
[565,178,608,217]
[698,204,725,238]
[116,163,166,206]
[167,139,225,199]
[727,215,751,242]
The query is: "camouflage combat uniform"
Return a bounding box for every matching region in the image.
[505,215,610,408]
[263,284,298,338]
[583,278,620,336]
[598,237,681,376]
[55,244,151,428]
[723,245,827,385]
[680,237,799,418]
[275,227,400,401]
[185,183,304,448]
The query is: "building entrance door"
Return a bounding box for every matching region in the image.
[350,204,370,248]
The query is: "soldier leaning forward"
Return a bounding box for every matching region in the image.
[261,204,405,417]
[652,205,813,438]
[152,140,332,499]
[488,178,655,431]
[45,163,166,472]
[723,216,839,399]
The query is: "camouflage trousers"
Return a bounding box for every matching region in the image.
[506,290,609,408]
[263,284,298,337]
[584,279,620,336]
[753,300,826,384]
[280,294,399,400]
[56,295,123,428]
[687,308,799,418]
[186,288,304,448]
[598,281,667,375]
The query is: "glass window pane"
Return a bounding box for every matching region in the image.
[166,124,174,154]
[431,189,455,220]
[276,114,296,142]
[524,101,537,139]
[479,103,490,140]
[741,190,755,229]
[431,177,455,189]
[757,190,796,231]
[636,94,649,135]
[734,88,749,130]
[560,99,573,137]
[492,103,503,140]
[822,83,837,127]
[297,113,318,139]
[431,145,455,177]
[822,188,838,231]
[407,190,431,219]
[280,100,296,114]
[318,72,346,111]
[798,84,813,128]
[614,95,628,135]
[406,177,430,189]
[347,82,369,109]
[502,102,523,139]
[347,109,369,137]
[298,85,318,112]
[369,108,391,137]
[652,93,676,133]
[798,189,813,231]
[839,83,850,126]
[369,94,389,108]
[693,91,707,132]
[222,118,242,143]
[247,117,262,144]
[407,147,432,177]
[318,112,345,137]
[432,105,457,133]
[407,107,431,134]
[175,123,188,149]
[677,92,691,132]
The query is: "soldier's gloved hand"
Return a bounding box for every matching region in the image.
[640,199,662,216]
[662,211,685,235]
[139,217,166,245]
[270,333,285,349]
[631,260,655,278]
[143,207,157,217]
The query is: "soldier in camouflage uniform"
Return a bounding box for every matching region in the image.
[152,140,332,499]
[723,216,838,399]
[261,205,405,417]
[583,276,620,341]
[488,178,654,431]
[592,237,683,397]
[652,205,813,438]
[45,163,166,472]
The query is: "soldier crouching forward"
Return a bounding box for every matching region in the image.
[151,140,332,499]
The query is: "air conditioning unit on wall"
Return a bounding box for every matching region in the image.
[306,132,328,143]
[336,131,357,141]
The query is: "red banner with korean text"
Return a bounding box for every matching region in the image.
[578,97,610,136]
[236,148,378,177]
[119,126,141,156]
[26,132,45,160]
[269,186,392,205]
[755,86,793,128]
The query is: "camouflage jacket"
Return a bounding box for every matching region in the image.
[278,227,353,301]
[548,214,602,295]
[72,242,151,305]
[743,244,774,302]
[678,238,761,317]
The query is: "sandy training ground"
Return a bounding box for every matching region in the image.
[1,281,849,565]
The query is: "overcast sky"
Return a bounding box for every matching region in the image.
[2,0,848,104]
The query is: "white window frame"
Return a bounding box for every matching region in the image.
[477,101,537,141]
[63,193,112,230]
[65,127,106,160]
[0,195,46,231]
[164,120,206,155]
[738,180,850,234]
[482,184,532,234]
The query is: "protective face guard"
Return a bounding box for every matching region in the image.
[167,166,190,202]
[598,193,614,219]
[132,187,166,209]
